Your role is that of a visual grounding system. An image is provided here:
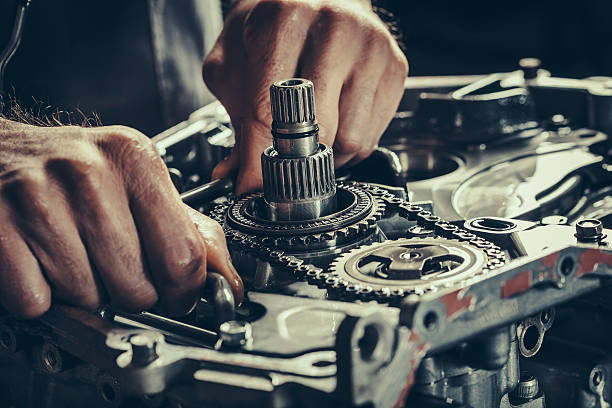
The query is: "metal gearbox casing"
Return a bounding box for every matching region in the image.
[2,64,612,408]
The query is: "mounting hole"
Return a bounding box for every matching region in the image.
[523,325,540,351]
[471,217,516,231]
[560,257,575,276]
[592,370,604,387]
[101,383,116,402]
[358,324,380,361]
[278,79,305,87]
[423,311,439,331]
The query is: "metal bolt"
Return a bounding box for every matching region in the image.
[219,320,252,348]
[129,334,158,365]
[519,58,541,80]
[575,219,605,242]
[511,372,540,401]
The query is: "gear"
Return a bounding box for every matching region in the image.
[208,180,505,304]
[222,183,385,250]
[323,237,505,302]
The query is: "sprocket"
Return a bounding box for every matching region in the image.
[324,237,505,302]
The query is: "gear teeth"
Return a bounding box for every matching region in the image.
[337,228,350,238]
[322,235,504,303]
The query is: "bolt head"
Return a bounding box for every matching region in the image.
[219,321,252,347]
[511,372,540,401]
[576,219,605,241]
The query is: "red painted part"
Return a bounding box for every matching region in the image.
[577,249,612,276]
[439,290,473,319]
[393,332,429,408]
[541,252,559,269]
[501,270,532,298]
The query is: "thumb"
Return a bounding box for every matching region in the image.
[186,206,244,304]
[233,119,271,195]
[212,148,240,181]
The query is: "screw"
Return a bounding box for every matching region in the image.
[129,334,158,365]
[511,372,540,401]
[219,320,252,348]
[575,219,605,242]
[519,58,541,80]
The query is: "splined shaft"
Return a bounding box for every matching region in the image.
[261,79,337,221]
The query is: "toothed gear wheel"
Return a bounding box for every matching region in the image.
[324,237,504,302]
[221,183,385,250]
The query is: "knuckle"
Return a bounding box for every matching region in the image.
[244,0,285,43]
[98,125,154,154]
[389,52,409,77]
[158,236,206,288]
[364,30,393,57]
[202,52,225,93]
[334,137,364,155]
[113,284,158,312]
[316,5,345,27]
[70,294,101,311]
[12,292,51,319]
[1,169,50,219]
[45,153,108,192]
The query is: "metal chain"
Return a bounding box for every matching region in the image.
[209,182,506,304]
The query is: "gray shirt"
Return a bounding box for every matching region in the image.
[1,0,223,136]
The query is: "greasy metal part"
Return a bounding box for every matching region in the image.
[217,320,252,348]
[216,181,506,303]
[129,334,158,366]
[218,182,386,254]
[512,373,540,400]
[270,78,318,137]
[575,219,606,242]
[517,309,555,358]
[205,272,236,327]
[327,237,495,297]
[410,324,519,407]
[112,310,218,345]
[261,78,337,221]
[180,176,234,206]
[508,372,546,408]
[261,144,336,220]
[400,225,612,354]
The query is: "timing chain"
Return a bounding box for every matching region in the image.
[208,182,506,304]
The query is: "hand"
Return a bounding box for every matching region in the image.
[203,0,408,194]
[0,119,243,318]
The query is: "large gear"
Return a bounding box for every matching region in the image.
[220,182,386,250]
[326,237,498,301]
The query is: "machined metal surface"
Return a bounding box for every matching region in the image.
[262,78,337,221]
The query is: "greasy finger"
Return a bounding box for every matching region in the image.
[297,6,364,146]
[234,2,314,193]
[2,169,102,310]
[0,220,51,318]
[187,206,244,304]
[95,126,207,316]
[46,156,158,312]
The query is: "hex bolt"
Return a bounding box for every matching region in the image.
[219,320,252,348]
[519,58,541,80]
[129,334,158,366]
[575,219,605,242]
[511,372,540,402]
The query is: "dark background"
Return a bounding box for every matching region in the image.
[383,0,612,78]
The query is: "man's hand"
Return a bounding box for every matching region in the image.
[0,119,243,318]
[203,0,408,194]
